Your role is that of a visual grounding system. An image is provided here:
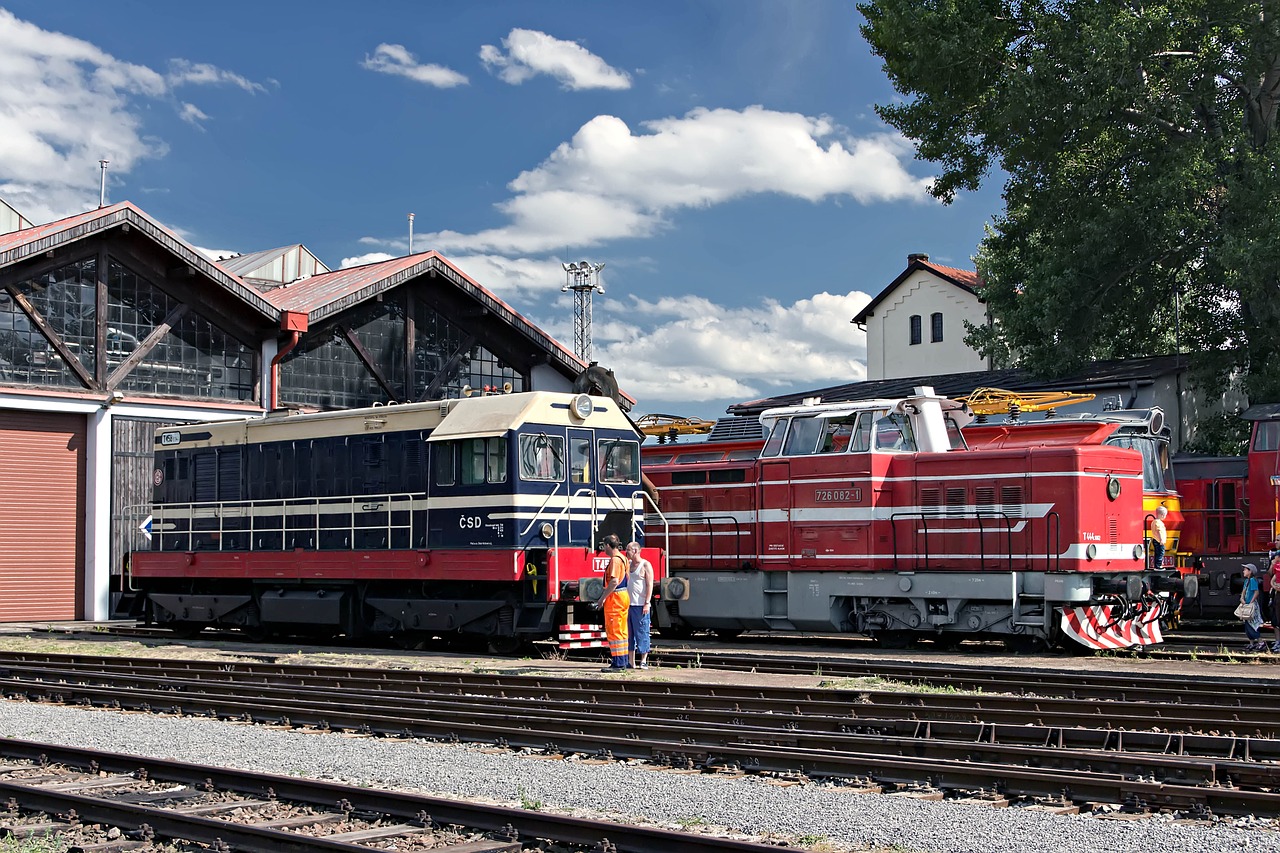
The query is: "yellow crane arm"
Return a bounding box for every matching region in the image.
[958,387,1096,416]
[635,413,716,437]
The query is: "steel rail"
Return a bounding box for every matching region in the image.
[4,665,1280,814]
[647,650,1280,700]
[0,738,785,853]
[0,652,1273,730]
[2,647,1276,709]
[9,665,1279,775]
[5,662,1280,751]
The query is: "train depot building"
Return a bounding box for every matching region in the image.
[0,199,598,622]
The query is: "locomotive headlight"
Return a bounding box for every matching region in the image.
[540,522,554,540]
[1133,544,1145,561]
[570,393,594,420]
[1106,476,1121,501]
[1085,543,1098,561]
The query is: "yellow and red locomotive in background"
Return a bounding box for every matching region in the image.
[1172,406,1280,617]
[643,387,1182,650]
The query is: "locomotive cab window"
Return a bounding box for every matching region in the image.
[570,438,591,483]
[873,413,917,452]
[433,444,456,486]
[599,439,640,483]
[519,433,565,481]
[761,419,788,457]
[818,415,858,454]
[1253,421,1280,452]
[783,416,824,456]
[434,437,507,486]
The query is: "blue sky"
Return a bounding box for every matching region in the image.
[0,1,1001,420]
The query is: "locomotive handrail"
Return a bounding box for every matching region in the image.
[637,489,670,558]
[888,509,1017,573]
[518,482,565,537]
[597,481,643,531]
[141,493,417,553]
[535,487,601,548]
[666,515,742,567]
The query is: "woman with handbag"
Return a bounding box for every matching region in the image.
[1237,563,1266,652]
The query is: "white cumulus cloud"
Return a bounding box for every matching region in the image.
[420,106,933,256]
[520,289,872,411]
[480,28,630,90]
[340,252,396,268]
[0,9,265,222]
[361,44,468,88]
[179,103,210,126]
[166,59,266,93]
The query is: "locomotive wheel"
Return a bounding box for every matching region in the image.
[167,621,207,639]
[1002,635,1046,653]
[242,624,271,643]
[487,636,524,655]
[875,631,913,649]
[393,632,428,650]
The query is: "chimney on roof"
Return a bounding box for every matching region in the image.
[908,253,929,264]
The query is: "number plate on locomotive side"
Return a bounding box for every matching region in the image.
[814,488,860,502]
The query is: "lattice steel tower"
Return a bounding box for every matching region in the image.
[561,261,606,361]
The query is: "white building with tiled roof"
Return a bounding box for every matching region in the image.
[853,253,989,381]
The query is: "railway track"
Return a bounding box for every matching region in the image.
[0,737,777,853]
[0,651,1277,818]
[43,621,1280,667]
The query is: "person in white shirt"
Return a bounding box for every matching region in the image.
[625,541,654,669]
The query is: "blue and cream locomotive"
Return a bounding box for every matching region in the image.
[130,391,662,647]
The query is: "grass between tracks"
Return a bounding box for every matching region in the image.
[0,833,66,853]
[816,675,985,695]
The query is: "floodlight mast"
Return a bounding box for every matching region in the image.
[98,160,109,208]
[561,260,606,362]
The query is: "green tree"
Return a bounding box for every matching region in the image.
[859,0,1280,400]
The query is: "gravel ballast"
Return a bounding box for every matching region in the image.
[0,698,1276,853]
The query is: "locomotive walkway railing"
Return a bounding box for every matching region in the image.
[656,515,743,567]
[889,509,1019,573]
[129,493,417,553]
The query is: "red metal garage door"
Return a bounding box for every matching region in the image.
[0,411,85,620]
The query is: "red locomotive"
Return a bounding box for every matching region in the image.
[1172,407,1280,616]
[643,387,1176,650]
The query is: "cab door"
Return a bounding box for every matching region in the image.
[567,428,594,545]
[758,460,791,564]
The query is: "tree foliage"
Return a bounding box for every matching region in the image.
[859,0,1280,400]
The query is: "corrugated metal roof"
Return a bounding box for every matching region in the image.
[218,245,296,277]
[0,198,31,234]
[0,202,278,321]
[260,251,588,379]
[727,355,1188,417]
[219,244,330,283]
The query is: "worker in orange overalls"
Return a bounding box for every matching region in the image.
[594,534,631,670]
